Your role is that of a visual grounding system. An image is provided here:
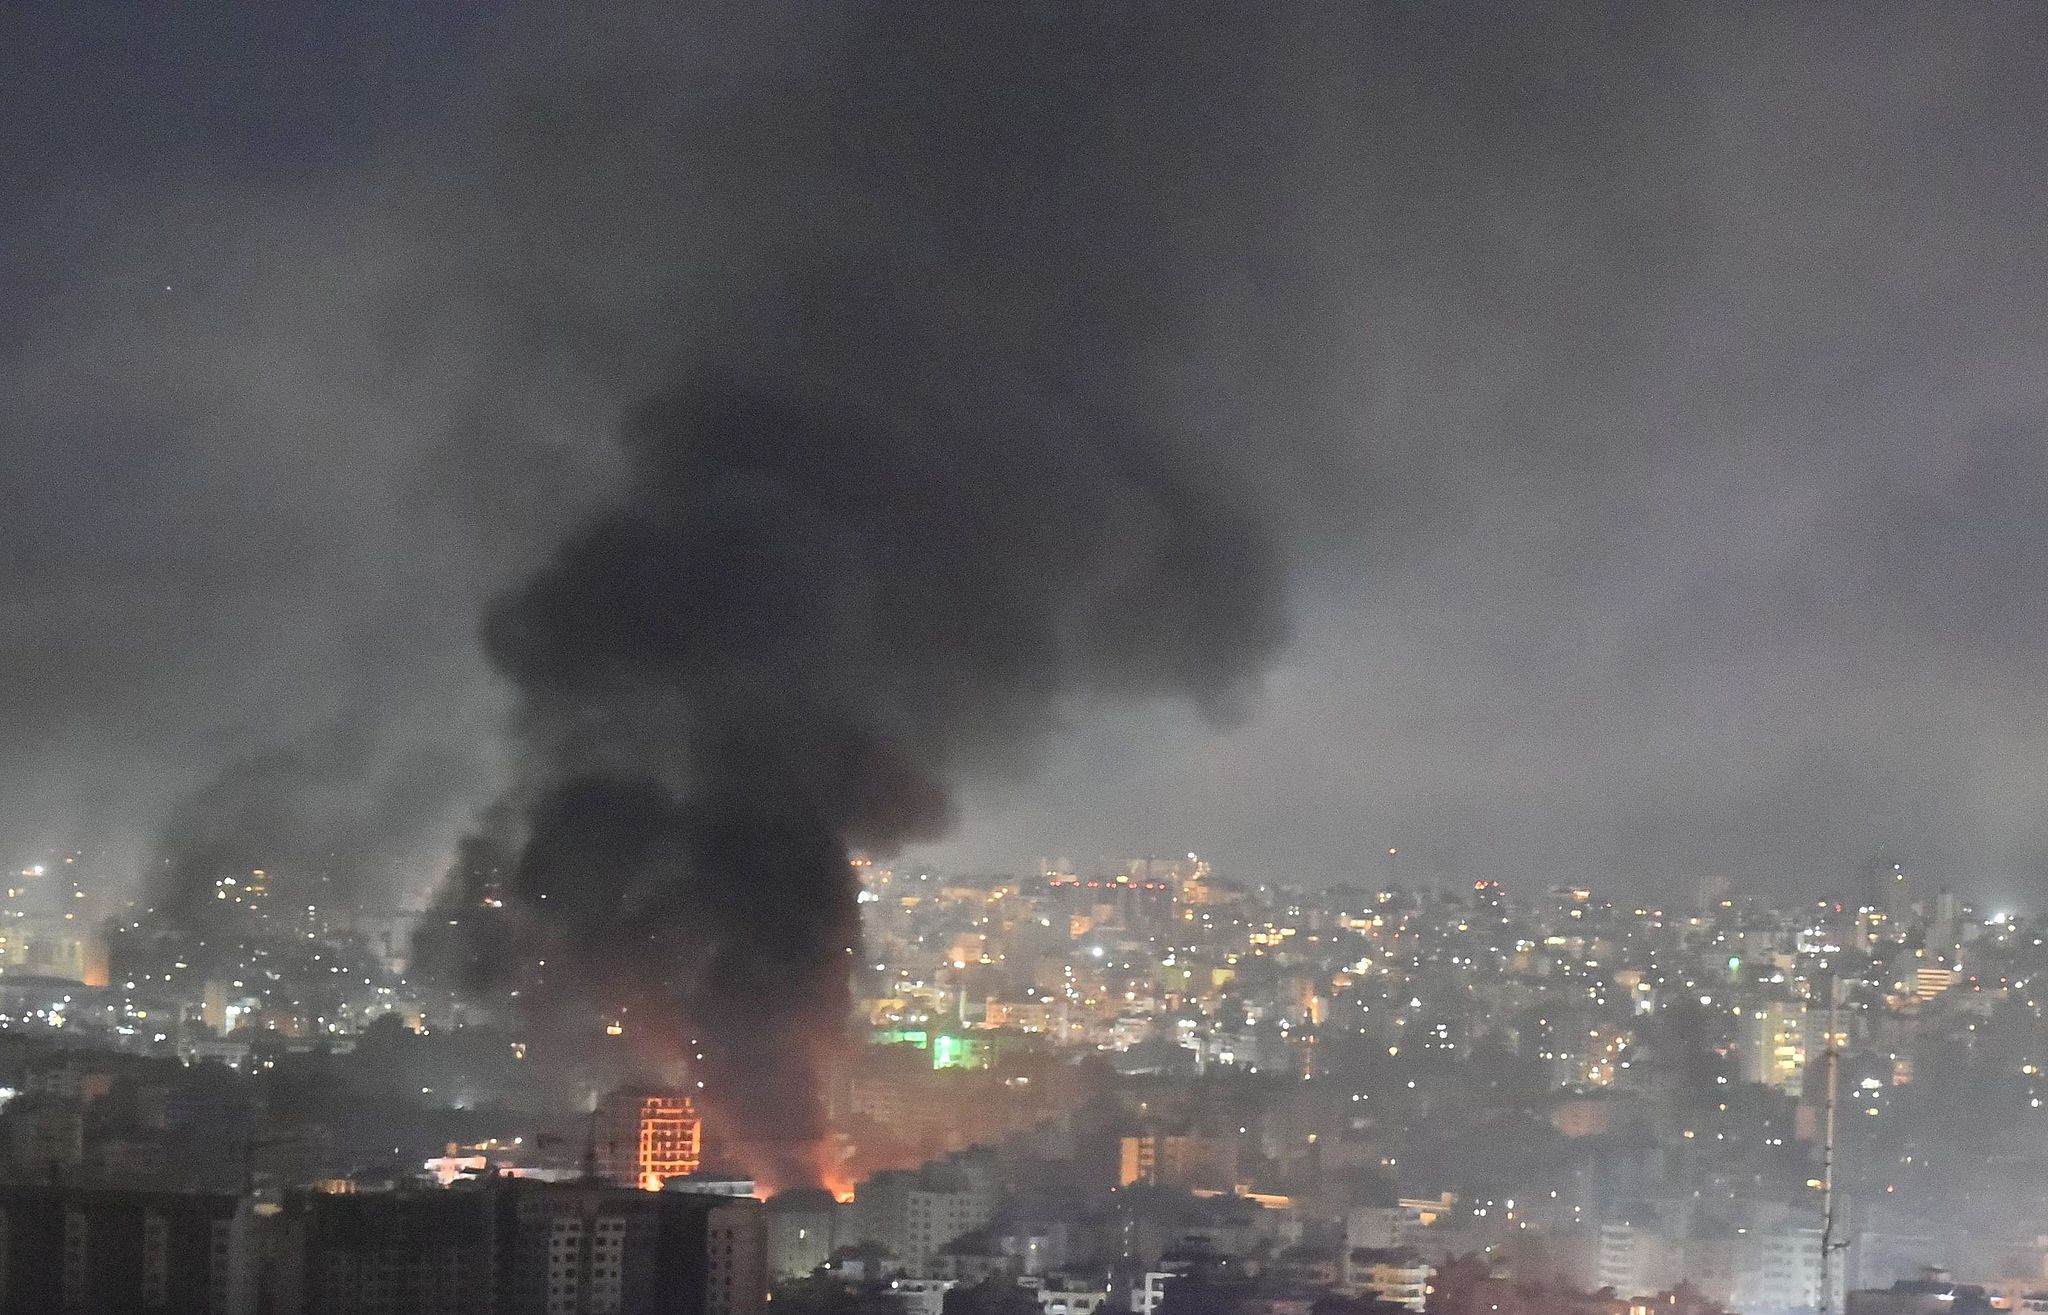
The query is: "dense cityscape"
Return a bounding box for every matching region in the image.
[0,845,2040,1315]
[14,3,2048,1314]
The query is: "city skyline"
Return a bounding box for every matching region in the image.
[0,835,2034,1313]
[4,6,2048,1311]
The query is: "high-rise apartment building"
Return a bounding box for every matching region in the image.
[0,1186,257,1314]
[276,1180,763,1315]
[1863,859,1914,931]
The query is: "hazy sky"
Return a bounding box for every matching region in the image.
[5,3,2048,907]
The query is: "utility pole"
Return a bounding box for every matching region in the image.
[1818,979,1850,1313]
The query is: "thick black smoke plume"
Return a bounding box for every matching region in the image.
[408,2,1356,1184]
[444,334,1286,1180]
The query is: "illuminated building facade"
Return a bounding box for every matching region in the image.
[1736,1001,1808,1094]
[596,1090,703,1191]
[1116,1133,1238,1190]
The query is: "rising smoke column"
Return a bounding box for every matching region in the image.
[463,323,1287,1182]
[411,1,1350,1185]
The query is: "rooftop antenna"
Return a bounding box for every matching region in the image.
[539,1095,607,1182]
[240,1130,307,1195]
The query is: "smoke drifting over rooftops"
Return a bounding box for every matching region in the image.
[439,325,1287,1179]
[147,726,478,933]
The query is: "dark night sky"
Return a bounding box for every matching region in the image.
[4,3,2048,906]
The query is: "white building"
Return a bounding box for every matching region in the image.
[1032,1280,1107,1315]
[890,1278,957,1315]
[1344,1248,1430,1312]
[766,1190,842,1280]
[1734,1227,1841,1313]
[852,1152,998,1271]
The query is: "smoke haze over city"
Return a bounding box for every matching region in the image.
[7,4,2048,912]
